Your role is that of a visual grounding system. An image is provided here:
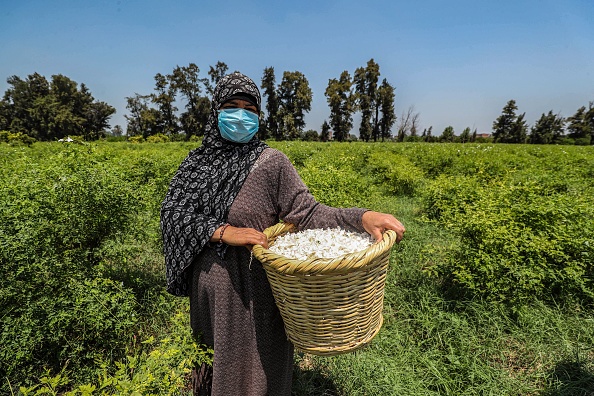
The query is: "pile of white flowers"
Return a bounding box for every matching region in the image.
[269,228,373,260]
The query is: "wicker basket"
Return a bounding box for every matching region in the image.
[252,222,397,356]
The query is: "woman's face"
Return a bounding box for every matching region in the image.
[219,98,259,114]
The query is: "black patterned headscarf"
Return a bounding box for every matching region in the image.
[160,72,268,296]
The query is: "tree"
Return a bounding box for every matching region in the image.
[588,103,594,144]
[588,103,594,145]
[47,75,90,139]
[440,126,455,142]
[354,66,371,142]
[566,103,594,145]
[0,73,114,140]
[325,71,355,142]
[282,113,300,140]
[152,73,178,135]
[529,111,565,144]
[353,59,380,142]
[320,120,331,142]
[396,105,419,142]
[423,126,433,142]
[170,63,210,138]
[409,114,420,137]
[492,100,515,143]
[0,73,42,139]
[302,129,319,141]
[124,62,229,139]
[378,79,396,141]
[492,100,527,143]
[278,71,312,137]
[31,95,84,141]
[511,113,528,143]
[261,67,281,140]
[111,125,124,137]
[2,74,48,137]
[2,73,51,137]
[459,127,471,143]
[125,94,160,138]
[205,61,229,96]
[83,101,116,140]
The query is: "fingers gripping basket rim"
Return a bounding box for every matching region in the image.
[252,222,397,356]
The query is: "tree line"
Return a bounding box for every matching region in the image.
[0,73,115,141]
[490,99,594,145]
[1,63,593,145]
[393,99,594,145]
[0,60,397,143]
[123,59,397,142]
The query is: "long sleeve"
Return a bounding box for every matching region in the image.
[226,148,368,235]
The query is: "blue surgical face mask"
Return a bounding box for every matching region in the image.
[217,108,259,143]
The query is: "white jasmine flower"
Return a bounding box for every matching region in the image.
[269,228,372,260]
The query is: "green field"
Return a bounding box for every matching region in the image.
[1,141,593,395]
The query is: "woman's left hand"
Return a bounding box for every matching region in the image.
[362,211,406,243]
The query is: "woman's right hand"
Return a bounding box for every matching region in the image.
[211,225,269,249]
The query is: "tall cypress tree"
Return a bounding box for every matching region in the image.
[354,66,372,142]
[261,67,281,140]
[320,120,331,142]
[378,79,396,141]
[353,59,380,142]
[325,71,354,142]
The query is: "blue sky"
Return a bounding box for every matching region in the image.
[1,0,593,136]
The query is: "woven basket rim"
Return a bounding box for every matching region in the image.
[252,222,397,275]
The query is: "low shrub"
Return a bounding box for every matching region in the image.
[420,174,484,222]
[18,309,212,396]
[299,162,372,207]
[128,135,145,143]
[0,130,37,145]
[2,278,139,384]
[366,151,425,196]
[423,176,594,307]
[146,133,170,143]
[0,145,142,389]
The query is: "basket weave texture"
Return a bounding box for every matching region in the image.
[252,222,397,356]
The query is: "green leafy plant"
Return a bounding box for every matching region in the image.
[421,164,594,307]
[366,151,425,196]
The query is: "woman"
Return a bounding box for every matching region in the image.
[160,71,405,396]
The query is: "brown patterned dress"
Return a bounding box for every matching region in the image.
[189,148,367,395]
